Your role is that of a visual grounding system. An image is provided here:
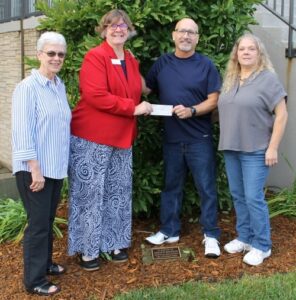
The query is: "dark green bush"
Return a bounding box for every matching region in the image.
[34,0,262,217]
[0,198,67,243]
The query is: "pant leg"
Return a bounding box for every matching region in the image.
[240,150,271,251]
[223,151,252,244]
[15,171,58,289]
[47,179,63,267]
[160,143,186,237]
[186,138,220,239]
[68,136,112,258]
[100,147,133,251]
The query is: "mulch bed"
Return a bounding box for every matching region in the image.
[0,203,296,300]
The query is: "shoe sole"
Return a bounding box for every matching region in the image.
[145,238,179,245]
[243,254,271,266]
[205,253,220,258]
[26,289,61,296]
[224,248,245,254]
[81,266,100,271]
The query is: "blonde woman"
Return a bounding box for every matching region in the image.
[218,33,288,266]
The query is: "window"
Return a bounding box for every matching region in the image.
[11,0,21,18]
[0,0,52,23]
[28,0,35,14]
[0,0,5,20]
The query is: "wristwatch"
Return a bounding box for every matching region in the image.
[190,106,197,117]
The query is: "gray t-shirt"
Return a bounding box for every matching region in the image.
[218,70,287,152]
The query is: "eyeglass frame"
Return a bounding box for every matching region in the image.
[40,50,66,59]
[107,23,129,31]
[174,29,199,38]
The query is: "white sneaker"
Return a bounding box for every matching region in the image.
[202,234,221,258]
[243,248,271,266]
[145,231,179,245]
[224,239,252,254]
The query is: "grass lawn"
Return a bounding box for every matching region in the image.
[113,271,296,300]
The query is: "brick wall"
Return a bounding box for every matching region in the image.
[0,27,39,170]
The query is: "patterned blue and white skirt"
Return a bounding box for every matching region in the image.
[68,135,132,258]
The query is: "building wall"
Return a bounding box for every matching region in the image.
[0,17,40,170]
[251,6,296,188]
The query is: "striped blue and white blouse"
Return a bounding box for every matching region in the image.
[12,69,71,179]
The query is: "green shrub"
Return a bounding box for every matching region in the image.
[0,198,67,243]
[33,0,262,217]
[0,199,26,243]
[267,180,296,218]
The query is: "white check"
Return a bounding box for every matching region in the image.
[150,104,173,116]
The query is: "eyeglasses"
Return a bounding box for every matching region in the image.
[174,29,198,38]
[108,23,129,30]
[41,51,66,58]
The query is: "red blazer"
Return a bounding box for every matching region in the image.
[71,41,142,149]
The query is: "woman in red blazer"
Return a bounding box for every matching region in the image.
[68,9,152,271]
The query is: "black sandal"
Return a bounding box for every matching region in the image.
[78,254,100,271]
[26,281,61,296]
[47,263,66,275]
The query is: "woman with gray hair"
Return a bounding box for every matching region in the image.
[12,31,71,295]
[68,9,152,271]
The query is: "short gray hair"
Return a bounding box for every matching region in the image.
[37,31,67,52]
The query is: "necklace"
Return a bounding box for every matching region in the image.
[239,71,256,83]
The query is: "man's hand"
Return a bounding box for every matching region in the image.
[173,105,192,119]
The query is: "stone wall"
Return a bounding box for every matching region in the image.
[0,19,40,171]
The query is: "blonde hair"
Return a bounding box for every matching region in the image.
[96,9,136,39]
[222,33,274,93]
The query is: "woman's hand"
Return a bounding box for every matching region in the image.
[134,101,153,116]
[265,99,288,167]
[28,160,45,192]
[265,147,278,166]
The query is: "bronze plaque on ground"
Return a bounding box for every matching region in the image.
[151,246,181,260]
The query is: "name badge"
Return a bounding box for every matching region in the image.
[111,59,121,65]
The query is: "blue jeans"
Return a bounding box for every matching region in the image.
[223,150,271,252]
[160,138,220,239]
